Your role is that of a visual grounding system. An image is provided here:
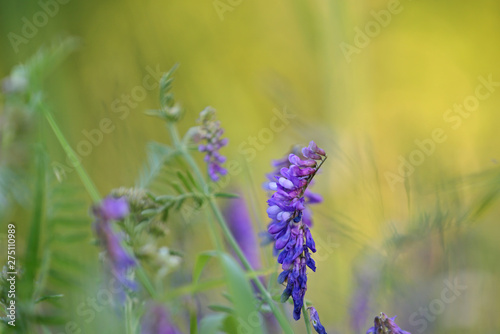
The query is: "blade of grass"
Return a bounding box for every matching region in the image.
[24,146,46,298]
[39,102,101,203]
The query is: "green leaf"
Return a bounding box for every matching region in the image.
[168,181,184,195]
[41,326,53,334]
[177,171,194,192]
[48,269,80,287]
[174,198,186,210]
[32,314,67,325]
[219,253,264,334]
[185,169,201,191]
[208,305,234,314]
[159,64,179,110]
[198,314,226,334]
[280,291,291,303]
[137,141,175,188]
[136,265,156,298]
[141,208,159,217]
[155,195,175,202]
[193,251,218,284]
[214,193,240,199]
[190,307,198,334]
[35,294,64,304]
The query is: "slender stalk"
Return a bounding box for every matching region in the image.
[41,101,157,300]
[125,299,134,334]
[39,102,101,202]
[302,306,312,334]
[166,122,222,250]
[136,265,156,298]
[166,121,294,334]
[207,197,293,333]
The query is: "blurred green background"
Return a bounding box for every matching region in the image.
[1,0,500,333]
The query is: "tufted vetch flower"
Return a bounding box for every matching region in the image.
[92,196,136,290]
[266,141,327,321]
[366,313,411,334]
[265,145,323,230]
[196,107,228,181]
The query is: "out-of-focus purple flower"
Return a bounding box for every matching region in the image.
[350,279,372,332]
[224,194,281,334]
[366,313,411,334]
[96,196,130,220]
[196,107,228,181]
[93,196,136,290]
[266,141,327,321]
[141,303,181,334]
[309,307,327,334]
[224,194,261,270]
[349,254,383,332]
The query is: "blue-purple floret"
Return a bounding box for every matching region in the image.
[197,107,228,181]
[92,196,136,290]
[309,307,327,334]
[366,313,411,334]
[266,141,326,321]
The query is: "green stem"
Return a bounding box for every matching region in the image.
[41,101,157,300]
[125,299,134,334]
[302,305,312,334]
[166,122,222,250]
[136,265,156,299]
[166,121,294,334]
[208,198,293,333]
[39,102,101,203]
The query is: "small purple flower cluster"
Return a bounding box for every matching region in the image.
[266,141,326,322]
[92,196,136,290]
[366,313,411,334]
[197,107,228,181]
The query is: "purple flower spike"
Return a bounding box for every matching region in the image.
[366,313,411,334]
[196,107,228,181]
[309,307,327,334]
[265,141,327,321]
[265,145,323,229]
[92,196,136,292]
[141,303,181,334]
